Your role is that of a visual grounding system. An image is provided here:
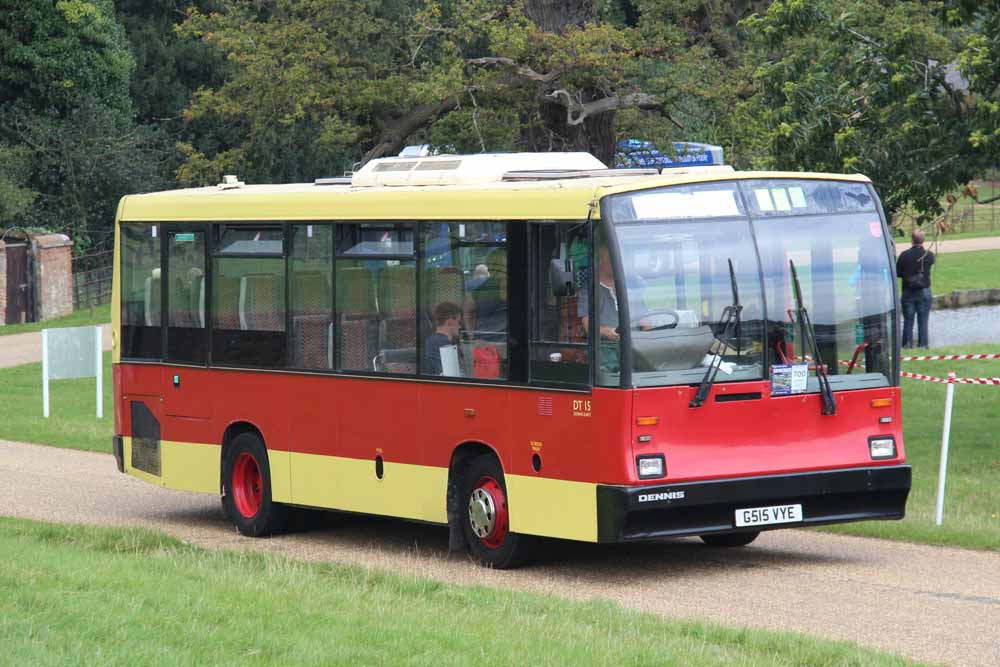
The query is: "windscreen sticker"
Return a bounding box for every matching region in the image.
[772,188,792,211]
[788,187,808,208]
[754,188,775,211]
[771,363,809,395]
[869,221,882,238]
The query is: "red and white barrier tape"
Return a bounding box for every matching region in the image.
[900,371,1000,385]
[901,353,1000,362]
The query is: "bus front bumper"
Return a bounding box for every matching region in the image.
[595,465,911,542]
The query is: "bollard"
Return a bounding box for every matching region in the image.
[934,371,957,526]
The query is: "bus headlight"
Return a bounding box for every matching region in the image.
[869,437,896,460]
[636,455,666,479]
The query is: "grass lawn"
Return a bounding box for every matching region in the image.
[824,344,1000,549]
[0,352,112,452]
[930,249,1000,296]
[0,304,110,336]
[0,517,922,667]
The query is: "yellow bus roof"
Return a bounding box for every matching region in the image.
[118,171,872,223]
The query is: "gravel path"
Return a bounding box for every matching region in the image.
[2,439,998,666]
[896,235,1000,255]
[0,324,112,369]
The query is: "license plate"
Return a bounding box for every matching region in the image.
[734,503,803,527]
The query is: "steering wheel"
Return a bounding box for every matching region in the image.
[632,309,680,331]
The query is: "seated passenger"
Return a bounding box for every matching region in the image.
[424,302,463,376]
[464,249,507,341]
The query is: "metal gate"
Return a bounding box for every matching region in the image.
[4,243,29,324]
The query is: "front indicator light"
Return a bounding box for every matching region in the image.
[869,437,896,460]
[637,455,666,479]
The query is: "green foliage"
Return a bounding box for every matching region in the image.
[173,0,751,184]
[1,99,171,252]
[0,143,36,223]
[0,0,135,118]
[741,1,985,219]
[0,1,170,251]
[115,1,226,125]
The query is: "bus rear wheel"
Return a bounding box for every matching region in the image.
[221,432,287,537]
[461,455,535,569]
[700,531,760,547]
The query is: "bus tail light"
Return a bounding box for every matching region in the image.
[637,455,666,479]
[869,437,896,460]
[636,416,659,426]
[870,398,893,408]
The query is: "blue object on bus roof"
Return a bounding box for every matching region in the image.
[615,140,724,169]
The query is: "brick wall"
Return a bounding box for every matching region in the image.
[32,234,73,321]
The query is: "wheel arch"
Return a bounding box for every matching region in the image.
[446,441,503,552]
[220,420,267,493]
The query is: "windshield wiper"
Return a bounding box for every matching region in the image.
[788,259,837,416]
[690,258,742,408]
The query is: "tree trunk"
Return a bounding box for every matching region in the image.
[523,0,614,164]
[523,0,595,32]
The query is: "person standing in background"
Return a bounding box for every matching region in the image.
[896,229,935,348]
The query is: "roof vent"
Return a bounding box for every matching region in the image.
[314,177,352,186]
[351,152,608,187]
[217,175,245,190]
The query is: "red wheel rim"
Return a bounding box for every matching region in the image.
[232,452,263,518]
[468,475,509,549]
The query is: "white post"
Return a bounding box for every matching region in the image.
[95,325,103,419]
[935,371,957,526]
[42,329,50,418]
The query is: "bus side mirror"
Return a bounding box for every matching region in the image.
[549,258,575,297]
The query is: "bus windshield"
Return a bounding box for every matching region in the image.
[604,179,896,390]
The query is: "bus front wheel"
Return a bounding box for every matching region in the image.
[221,432,287,537]
[700,531,760,547]
[461,455,536,569]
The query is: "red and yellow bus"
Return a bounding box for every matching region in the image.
[112,152,910,568]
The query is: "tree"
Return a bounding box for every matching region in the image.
[740,1,988,220]
[175,0,744,184]
[0,0,135,117]
[0,1,168,250]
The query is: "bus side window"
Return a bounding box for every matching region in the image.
[529,222,590,385]
[419,222,508,379]
[211,225,286,368]
[335,223,417,375]
[120,223,162,359]
[165,225,207,364]
[289,224,333,369]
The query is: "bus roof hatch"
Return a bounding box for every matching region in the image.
[350,152,608,187]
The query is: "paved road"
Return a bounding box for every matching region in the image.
[895,235,1000,255]
[0,324,112,368]
[1,440,997,666]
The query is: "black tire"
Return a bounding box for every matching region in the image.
[461,454,536,569]
[221,432,287,537]
[700,531,760,548]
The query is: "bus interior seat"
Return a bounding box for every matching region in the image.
[239,273,283,331]
[420,266,466,339]
[292,315,333,368]
[377,265,417,369]
[195,275,205,328]
[290,270,333,368]
[337,266,379,369]
[144,276,161,326]
[214,276,241,330]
